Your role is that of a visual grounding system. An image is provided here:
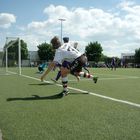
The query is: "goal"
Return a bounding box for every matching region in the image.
[1,37,21,75]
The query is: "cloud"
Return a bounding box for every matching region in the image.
[117,0,135,8]
[0,13,16,28]
[42,4,139,41]
[29,5,118,40]
[4,1,140,57]
[27,21,48,30]
[43,4,70,19]
[27,19,57,36]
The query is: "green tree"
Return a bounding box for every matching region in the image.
[85,41,103,62]
[37,42,54,61]
[134,48,140,64]
[100,54,108,62]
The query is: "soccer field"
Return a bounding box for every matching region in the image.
[0,68,140,140]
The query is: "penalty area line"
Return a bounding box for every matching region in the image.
[68,76,139,82]
[21,74,140,108]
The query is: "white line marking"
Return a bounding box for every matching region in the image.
[0,129,3,140]
[21,74,140,108]
[0,70,17,75]
[96,73,140,78]
[66,76,139,82]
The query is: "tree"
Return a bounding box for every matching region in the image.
[134,48,140,64]
[7,39,28,61]
[100,54,108,62]
[100,54,111,63]
[37,42,55,61]
[85,41,103,62]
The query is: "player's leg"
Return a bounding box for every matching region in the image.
[76,71,98,83]
[56,71,61,81]
[51,70,61,83]
[51,64,61,82]
[70,56,98,83]
[54,61,70,82]
[83,66,90,74]
[60,67,70,96]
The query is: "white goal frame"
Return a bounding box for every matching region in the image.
[4,37,21,75]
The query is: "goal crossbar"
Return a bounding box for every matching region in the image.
[5,38,19,49]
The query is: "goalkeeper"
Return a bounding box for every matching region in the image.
[38,62,46,73]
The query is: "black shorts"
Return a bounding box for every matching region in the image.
[70,54,87,74]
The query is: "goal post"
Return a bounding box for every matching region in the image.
[18,37,21,75]
[4,37,21,75]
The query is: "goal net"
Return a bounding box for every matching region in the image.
[0,37,21,75]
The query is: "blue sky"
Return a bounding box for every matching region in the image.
[0,0,140,57]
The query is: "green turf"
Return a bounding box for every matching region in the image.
[0,68,140,140]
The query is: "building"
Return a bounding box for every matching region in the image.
[28,51,39,62]
[121,53,135,60]
[121,53,135,67]
[28,51,39,67]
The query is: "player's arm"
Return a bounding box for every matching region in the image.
[41,61,56,81]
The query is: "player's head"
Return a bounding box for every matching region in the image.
[50,36,61,49]
[63,37,69,43]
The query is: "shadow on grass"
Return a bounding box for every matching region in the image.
[6,92,89,102]
[6,93,63,101]
[69,92,89,95]
[29,83,54,86]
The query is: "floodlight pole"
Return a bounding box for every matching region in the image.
[58,18,66,43]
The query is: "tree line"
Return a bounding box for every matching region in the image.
[4,39,140,67]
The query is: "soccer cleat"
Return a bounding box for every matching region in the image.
[61,90,69,97]
[93,76,98,83]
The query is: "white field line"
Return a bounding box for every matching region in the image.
[0,70,17,75]
[67,76,139,82]
[0,73,11,75]
[0,129,3,140]
[96,73,140,78]
[21,74,140,108]
[7,70,17,75]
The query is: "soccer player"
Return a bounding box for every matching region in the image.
[111,57,116,70]
[51,37,70,82]
[38,62,46,73]
[51,37,80,82]
[63,37,69,43]
[41,36,98,97]
[73,42,89,74]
